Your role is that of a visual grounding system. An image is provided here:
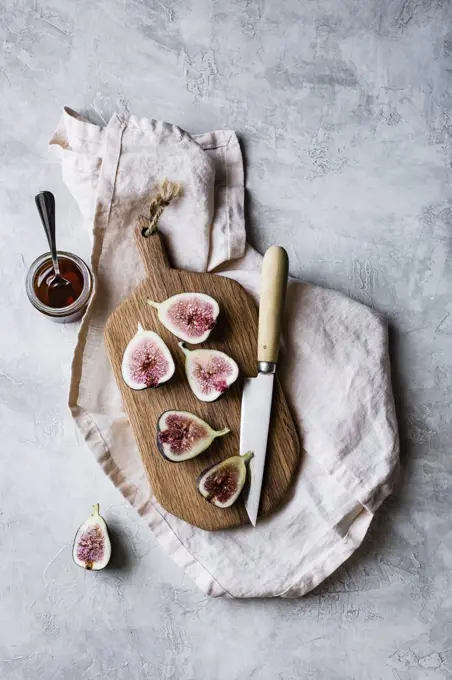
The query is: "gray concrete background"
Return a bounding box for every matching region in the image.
[1,0,452,678]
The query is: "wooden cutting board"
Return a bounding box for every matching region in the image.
[105,226,299,530]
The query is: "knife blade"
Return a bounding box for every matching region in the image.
[242,245,289,526]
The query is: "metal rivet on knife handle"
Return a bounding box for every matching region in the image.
[257,246,289,365]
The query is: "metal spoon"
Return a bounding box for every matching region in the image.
[35,191,75,306]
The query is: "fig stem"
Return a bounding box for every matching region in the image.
[240,451,254,463]
[214,427,230,437]
[144,299,160,310]
[178,341,190,356]
[92,503,100,516]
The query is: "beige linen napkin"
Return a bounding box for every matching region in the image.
[50,107,399,598]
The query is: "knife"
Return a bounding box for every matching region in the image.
[241,245,289,526]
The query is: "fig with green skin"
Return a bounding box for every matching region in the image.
[73,504,111,570]
[157,410,230,462]
[121,323,175,390]
[197,451,253,508]
[179,342,239,402]
[145,292,219,344]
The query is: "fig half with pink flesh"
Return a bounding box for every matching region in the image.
[157,410,230,462]
[179,342,239,402]
[72,504,111,570]
[145,292,219,344]
[197,451,253,508]
[121,323,175,390]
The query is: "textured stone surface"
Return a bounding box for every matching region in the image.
[1,0,452,677]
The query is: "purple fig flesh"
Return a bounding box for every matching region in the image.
[72,504,111,570]
[179,342,239,402]
[76,526,105,564]
[197,451,253,508]
[145,292,219,343]
[157,410,229,462]
[121,323,175,390]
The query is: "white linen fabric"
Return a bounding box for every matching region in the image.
[50,107,399,598]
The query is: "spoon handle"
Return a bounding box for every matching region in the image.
[35,191,61,277]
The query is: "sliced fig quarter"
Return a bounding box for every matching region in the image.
[121,323,175,390]
[157,410,230,462]
[145,292,219,344]
[72,504,111,570]
[197,451,253,508]
[179,342,239,402]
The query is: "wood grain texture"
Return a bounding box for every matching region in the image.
[105,226,299,531]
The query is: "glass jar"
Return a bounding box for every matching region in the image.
[26,251,93,323]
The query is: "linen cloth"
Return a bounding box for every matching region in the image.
[50,106,399,598]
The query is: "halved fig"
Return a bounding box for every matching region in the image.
[73,504,111,570]
[179,342,239,402]
[121,323,175,390]
[157,410,230,462]
[145,292,219,343]
[197,451,253,508]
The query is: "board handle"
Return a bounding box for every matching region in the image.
[134,179,182,273]
[134,224,171,273]
[257,246,289,365]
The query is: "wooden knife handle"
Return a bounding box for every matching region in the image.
[258,246,289,364]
